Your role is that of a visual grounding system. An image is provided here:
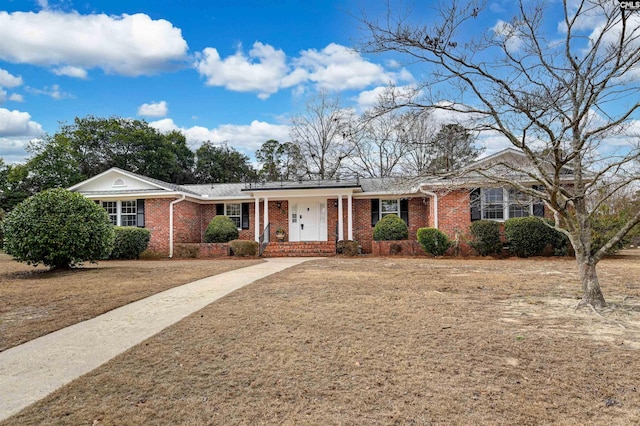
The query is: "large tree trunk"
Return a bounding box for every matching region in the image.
[576,254,606,308]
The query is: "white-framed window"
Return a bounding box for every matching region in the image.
[120,200,137,226]
[225,203,242,229]
[380,199,400,218]
[480,188,534,221]
[101,200,140,227]
[102,201,118,225]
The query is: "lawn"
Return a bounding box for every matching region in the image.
[0,252,262,352]
[2,251,640,425]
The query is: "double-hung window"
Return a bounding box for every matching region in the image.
[481,188,505,220]
[474,188,541,221]
[101,200,143,227]
[103,201,118,225]
[225,203,242,229]
[380,199,400,218]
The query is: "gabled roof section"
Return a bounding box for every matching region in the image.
[68,168,201,197]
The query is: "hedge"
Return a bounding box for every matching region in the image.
[469,220,503,256]
[109,226,151,259]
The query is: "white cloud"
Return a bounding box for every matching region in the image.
[0,10,188,76]
[52,65,88,79]
[195,41,413,99]
[138,101,168,117]
[492,20,524,52]
[26,84,71,100]
[8,93,24,102]
[0,108,43,139]
[0,68,23,88]
[150,118,290,156]
[0,89,5,104]
[295,43,403,91]
[195,42,289,99]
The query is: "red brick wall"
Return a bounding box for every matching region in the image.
[266,200,289,242]
[352,198,372,252]
[144,192,472,257]
[145,198,172,256]
[437,190,472,240]
[352,197,430,254]
[173,200,201,243]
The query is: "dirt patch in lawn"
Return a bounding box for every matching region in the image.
[4,251,640,425]
[0,252,262,352]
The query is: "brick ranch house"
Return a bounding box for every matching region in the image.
[69,149,554,257]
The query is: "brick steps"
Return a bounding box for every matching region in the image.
[262,241,337,257]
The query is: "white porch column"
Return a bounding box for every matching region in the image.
[337,195,344,241]
[254,197,260,242]
[263,197,269,234]
[347,194,353,240]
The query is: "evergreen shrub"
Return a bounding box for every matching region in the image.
[229,239,258,257]
[469,220,503,256]
[373,214,408,241]
[417,227,452,256]
[205,215,239,243]
[109,226,151,259]
[2,188,114,268]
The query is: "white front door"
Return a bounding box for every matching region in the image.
[289,198,327,241]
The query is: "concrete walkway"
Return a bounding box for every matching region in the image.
[0,257,315,421]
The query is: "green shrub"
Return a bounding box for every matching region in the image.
[469,220,503,256]
[2,188,115,269]
[204,215,239,243]
[229,239,258,257]
[337,240,359,256]
[373,214,408,241]
[505,217,569,257]
[109,227,151,259]
[417,227,452,256]
[590,209,640,255]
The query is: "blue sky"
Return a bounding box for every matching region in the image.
[1,0,637,166]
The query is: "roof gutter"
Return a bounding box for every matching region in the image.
[168,194,186,258]
[418,187,438,229]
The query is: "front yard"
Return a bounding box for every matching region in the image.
[2,251,639,424]
[0,252,262,352]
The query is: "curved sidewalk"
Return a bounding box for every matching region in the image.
[0,257,316,421]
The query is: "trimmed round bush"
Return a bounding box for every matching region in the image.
[417,227,452,256]
[3,188,115,269]
[229,239,259,257]
[504,217,547,257]
[204,215,239,243]
[469,220,502,256]
[373,214,408,241]
[109,226,151,259]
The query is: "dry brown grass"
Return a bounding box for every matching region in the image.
[0,252,262,352]
[3,251,640,425]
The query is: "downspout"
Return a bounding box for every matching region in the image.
[168,194,186,258]
[419,187,438,229]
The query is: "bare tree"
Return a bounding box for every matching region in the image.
[347,111,408,177]
[289,92,358,180]
[363,0,640,307]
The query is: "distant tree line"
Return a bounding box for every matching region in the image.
[0,96,481,211]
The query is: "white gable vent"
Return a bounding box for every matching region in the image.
[113,178,126,187]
